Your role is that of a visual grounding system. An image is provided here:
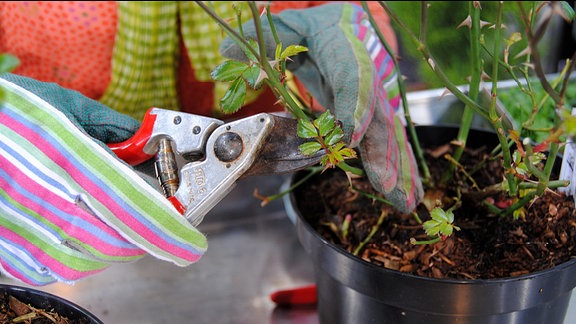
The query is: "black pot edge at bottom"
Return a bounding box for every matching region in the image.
[0,284,103,324]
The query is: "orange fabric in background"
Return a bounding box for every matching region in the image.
[0,1,396,120]
[0,1,118,100]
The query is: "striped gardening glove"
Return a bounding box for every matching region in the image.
[0,73,207,286]
[220,3,423,213]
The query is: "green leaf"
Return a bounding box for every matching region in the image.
[244,39,260,62]
[279,45,308,61]
[211,60,248,82]
[430,207,448,222]
[338,147,357,159]
[299,141,323,155]
[325,126,344,145]
[422,220,441,236]
[297,118,318,138]
[512,150,522,164]
[424,207,457,238]
[439,222,454,236]
[314,111,336,137]
[515,162,528,176]
[275,43,283,61]
[0,54,20,73]
[220,78,246,114]
[242,65,262,89]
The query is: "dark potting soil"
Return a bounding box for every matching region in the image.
[293,142,576,280]
[0,292,78,324]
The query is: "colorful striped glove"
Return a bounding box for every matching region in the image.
[0,73,207,286]
[220,3,423,213]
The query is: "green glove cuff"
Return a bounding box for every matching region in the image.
[0,73,140,144]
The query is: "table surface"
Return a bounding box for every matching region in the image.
[0,173,575,324]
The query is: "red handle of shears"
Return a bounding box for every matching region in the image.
[108,108,188,215]
[108,108,157,166]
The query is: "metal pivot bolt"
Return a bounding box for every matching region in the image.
[155,138,180,197]
[214,131,243,162]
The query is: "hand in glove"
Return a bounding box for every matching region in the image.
[220,3,423,213]
[0,73,206,286]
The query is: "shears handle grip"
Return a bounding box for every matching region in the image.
[107,109,186,214]
[108,108,158,166]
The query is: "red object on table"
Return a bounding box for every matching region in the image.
[270,285,318,307]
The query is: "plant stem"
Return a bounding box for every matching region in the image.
[337,161,366,177]
[245,3,309,121]
[257,166,323,205]
[195,1,260,61]
[381,3,490,121]
[441,1,483,184]
[353,209,387,256]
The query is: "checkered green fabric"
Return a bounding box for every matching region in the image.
[99,2,179,120]
[100,2,256,121]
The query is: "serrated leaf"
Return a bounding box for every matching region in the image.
[0,54,20,73]
[297,118,318,138]
[338,147,357,159]
[279,45,308,61]
[425,207,457,237]
[220,78,246,114]
[439,222,454,236]
[515,162,528,176]
[299,141,323,156]
[211,60,248,82]
[423,220,441,236]
[245,39,260,62]
[325,126,344,145]
[242,65,262,89]
[314,111,336,137]
[430,207,449,222]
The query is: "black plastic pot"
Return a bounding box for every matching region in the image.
[286,125,576,324]
[0,284,102,323]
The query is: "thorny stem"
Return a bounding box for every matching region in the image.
[518,1,563,106]
[195,2,260,63]
[245,2,309,121]
[441,1,483,185]
[488,1,519,197]
[247,2,364,177]
[382,1,572,218]
[382,2,495,121]
[194,2,309,122]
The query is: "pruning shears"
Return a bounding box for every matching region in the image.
[107,107,322,226]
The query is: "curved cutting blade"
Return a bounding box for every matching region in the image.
[242,114,323,177]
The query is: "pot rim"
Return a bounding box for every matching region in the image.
[0,284,103,323]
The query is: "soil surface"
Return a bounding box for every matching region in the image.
[293,140,576,280]
[0,292,77,324]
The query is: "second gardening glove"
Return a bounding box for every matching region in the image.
[220,3,423,213]
[0,73,207,286]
